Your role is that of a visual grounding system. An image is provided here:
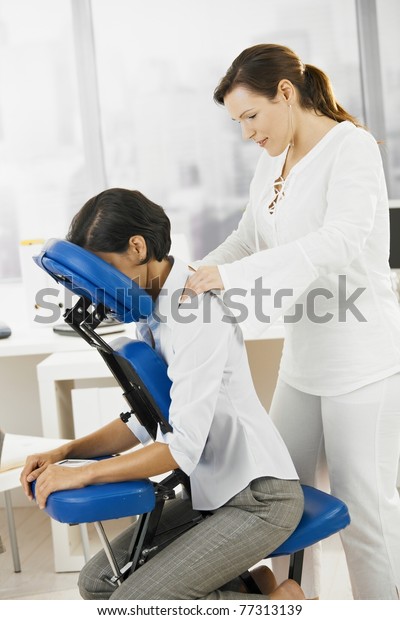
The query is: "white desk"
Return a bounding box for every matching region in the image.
[0,319,136,428]
[0,325,93,357]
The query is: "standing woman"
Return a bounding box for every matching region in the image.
[185,44,400,600]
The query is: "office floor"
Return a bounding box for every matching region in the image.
[0,506,353,600]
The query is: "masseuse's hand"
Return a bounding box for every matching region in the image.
[182,266,224,300]
[33,463,89,509]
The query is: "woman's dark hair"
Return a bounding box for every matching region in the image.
[214,43,361,126]
[66,188,171,262]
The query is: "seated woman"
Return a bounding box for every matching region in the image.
[20,188,305,601]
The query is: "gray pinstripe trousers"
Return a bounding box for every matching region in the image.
[78,476,303,600]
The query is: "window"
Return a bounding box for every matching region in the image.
[0,0,88,279]
[91,0,362,260]
[2,0,398,282]
[376,0,400,200]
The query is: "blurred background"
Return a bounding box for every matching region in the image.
[0,0,399,280]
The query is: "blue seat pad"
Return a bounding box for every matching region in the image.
[33,238,153,322]
[32,478,156,524]
[268,485,350,557]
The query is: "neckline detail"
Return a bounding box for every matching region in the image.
[268,176,286,214]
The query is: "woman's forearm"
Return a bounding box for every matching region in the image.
[82,441,179,485]
[27,430,171,509]
[63,418,140,460]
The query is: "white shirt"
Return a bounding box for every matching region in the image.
[127,257,298,511]
[201,121,400,396]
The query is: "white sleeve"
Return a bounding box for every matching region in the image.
[219,129,383,328]
[155,295,231,476]
[125,416,152,445]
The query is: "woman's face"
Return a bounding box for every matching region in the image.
[224,86,292,157]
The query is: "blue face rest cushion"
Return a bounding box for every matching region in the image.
[33,238,154,322]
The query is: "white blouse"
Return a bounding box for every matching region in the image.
[200,121,400,396]
[127,257,298,511]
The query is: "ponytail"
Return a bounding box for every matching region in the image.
[302,64,361,126]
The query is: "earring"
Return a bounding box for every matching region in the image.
[288,104,294,148]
